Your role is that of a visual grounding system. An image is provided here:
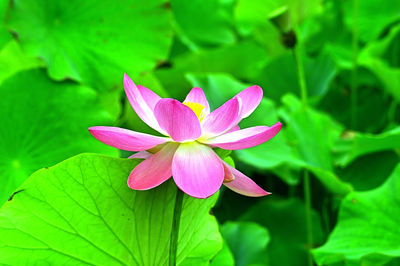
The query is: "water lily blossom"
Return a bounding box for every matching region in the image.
[89,74,282,198]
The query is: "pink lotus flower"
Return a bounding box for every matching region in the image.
[89,74,282,198]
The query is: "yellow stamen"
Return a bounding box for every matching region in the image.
[183,102,206,122]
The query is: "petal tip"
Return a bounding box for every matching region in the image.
[88,126,99,135]
[261,190,272,196]
[123,73,136,89]
[246,84,263,96]
[272,121,283,132]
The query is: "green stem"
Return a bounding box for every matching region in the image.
[293,44,308,108]
[321,197,331,236]
[351,0,359,129]
[304,170,314,266]
[292,31,312,265]
[169,188,184,266]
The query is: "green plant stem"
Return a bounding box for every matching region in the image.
[293,34,313,265]
[293,45,308,109]
[169,188,184,266]
[304,170,314,266]
[351,0,359,129]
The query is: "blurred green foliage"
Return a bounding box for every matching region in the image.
[0,0,399,265]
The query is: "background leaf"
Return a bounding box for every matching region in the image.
[6,0,173,91]
[221,221,270,266]
[344,0,400,42]
[0,69,118,204]
[334,127,400,167]
[0,40,44,85]
[171,0,236,48]
[313,164,400,265]
[241,197,325,266]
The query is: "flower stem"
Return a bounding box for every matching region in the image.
[293,32,313,265]
[169,188,184,266]
[293,44,308,109]
[303,170,313,266]
[351,0,359,129]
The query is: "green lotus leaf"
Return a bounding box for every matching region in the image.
[171,0,235,48]
[5,0,173,91]
[221,221,270,266]
[313,164,400,265]
[335,127,400,166]
[0,40,44,85]
[0,153,222,265]
[241,197,324,266]
[0,69,118,204]
[280,94,352,195]
[344,0,400,42]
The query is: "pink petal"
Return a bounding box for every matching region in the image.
[129,151,152,159]
[201,122,282,150]
[124,74,165,134]
[235,85,263,120]
[89,126,170,151]
[201,98,240,137]
[222,163,234,182]
[223,162,270,197]
[172,142,224,198]
[226,125,240,133]
[128,143,179,190]
[183,87,210,115]
[137,85,161,110]
[154,98,202,142]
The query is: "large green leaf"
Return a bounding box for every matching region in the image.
[255,52,337,102]
[0,69,118,204]
[154,41,268,99]
[234,0,286,35]
[344,0,400,42]
[0,153,222,265]
[317,66,393,133]
[334,127,400,166]
[210,240,235,266]
[313,164,400,265]
[171,0,235,48]
[279,94,352,195]
[0,40,44,85]
[337,151,399,191]
[301,0,349,56]
[234,0,322,34]
[0,0,12,48]
[241,197,324,266]
[359,25,400,101]
[221,221,270,266]
[5,0,173,91]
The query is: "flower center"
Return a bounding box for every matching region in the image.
[183,102,206,122]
